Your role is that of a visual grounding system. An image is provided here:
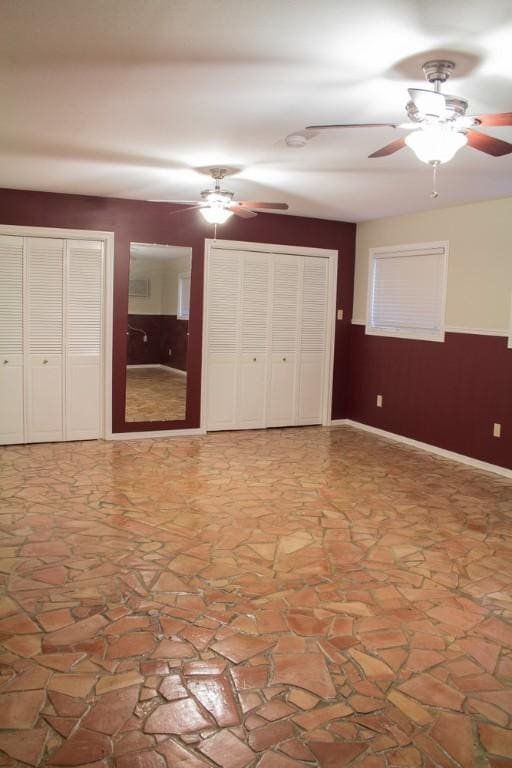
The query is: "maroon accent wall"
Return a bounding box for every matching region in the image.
[0,188,356,432]
[347,324,512,470]
[127,315,162,365]
[127,314,188,370]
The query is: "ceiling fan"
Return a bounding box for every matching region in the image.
[306,60,512,176]
[152,167,289,224]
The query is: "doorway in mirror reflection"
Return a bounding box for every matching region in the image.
[125,243,192,422]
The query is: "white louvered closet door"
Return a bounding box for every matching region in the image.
[65,240,104,440]
[26,238,65,443]
[267,255,300,427]
[238,252,271,429]
[0,236,25,444]
[206,249,242,430]
[297,257,329,424]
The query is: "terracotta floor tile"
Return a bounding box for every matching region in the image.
[47,673,97,698]
[198,729,255,768]
[1,427,512,766]
[308,741,368,767]
[0,727,47,766]
[186,675,240,726]
[95,670,144,694]
[248,720,295,752]
[156,739,210,766]
[43,614,108,648]
[82,685,139,734]
[271,653,336,698]
[48,690,89,717]
[479,724,512,758]
[210,634,275,663]
[107,632,156,659]
[144,698,213,734]
[116,749,166,768]
[398,673,465,710]
[47,727,111,765]
[0,690,45,729]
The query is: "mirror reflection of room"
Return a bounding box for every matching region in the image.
[125,243,192,422]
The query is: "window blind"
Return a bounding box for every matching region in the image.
[367,245,447,340]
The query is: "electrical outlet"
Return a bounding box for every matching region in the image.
[337,308,344,320]
[376,394,383,408]
[168,348,172,357]
[493,422,501,438]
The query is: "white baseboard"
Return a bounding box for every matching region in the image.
[329,419,350,426]
[332,420,512,479]
[109,428,205,440]
[163,366,187,376]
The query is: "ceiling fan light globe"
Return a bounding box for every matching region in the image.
[405,127,467,164]
[199,206,233,224]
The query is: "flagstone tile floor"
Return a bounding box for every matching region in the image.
[0,425,511,767]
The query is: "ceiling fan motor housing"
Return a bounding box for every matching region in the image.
[422,60,455,84]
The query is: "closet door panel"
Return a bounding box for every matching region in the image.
[297,257,328,424]
[296,353,324,424]
[206,249,241,431]
[0,236,24,444]
[0,357,24,444]
[267,256,299,427]
[65,240,104,440]
[28,355,63,442]
[238,253,270,428]
[268,353,297,426]
[26,238,64,442]
[238,354,267,428]
[206,354,237,430]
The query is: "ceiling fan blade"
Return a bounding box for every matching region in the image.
[306,122,397,130]
[166,204,202,217]
[466,129,512,156]
[369,136,407,158]
[148,199,200,204]
[473,112,512,127]
[228,205,258,219]
[237,201,289,210]
[408,88,446,117]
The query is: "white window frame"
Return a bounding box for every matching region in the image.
[178,271,191,320]
[366,241,449,343]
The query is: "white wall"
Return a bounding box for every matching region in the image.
[128,254,191,315]
[353,196,512,334]
[161,254,191,315]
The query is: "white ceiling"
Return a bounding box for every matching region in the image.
[1,0,512,222]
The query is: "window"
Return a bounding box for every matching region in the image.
[366,241,448,342]
[128,277,150,297]
[178,272,191,320]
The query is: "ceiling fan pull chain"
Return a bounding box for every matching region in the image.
[430,162,439,199]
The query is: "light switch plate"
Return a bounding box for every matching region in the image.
[493,422,501,438]
[337,309,344,320]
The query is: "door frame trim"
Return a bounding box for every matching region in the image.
[201,238,338,432]
[0,224,114,441]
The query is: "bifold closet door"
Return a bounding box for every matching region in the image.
[205,248,331,432]
[206,249,241,430]
[267,255,300,427]
[0,236,24,445]
[237,253,270,429]
[26,238,65,443]
[296,256,329,424]
[65,240,104,440]
[0,234,104,445]
[206,249,271,431]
